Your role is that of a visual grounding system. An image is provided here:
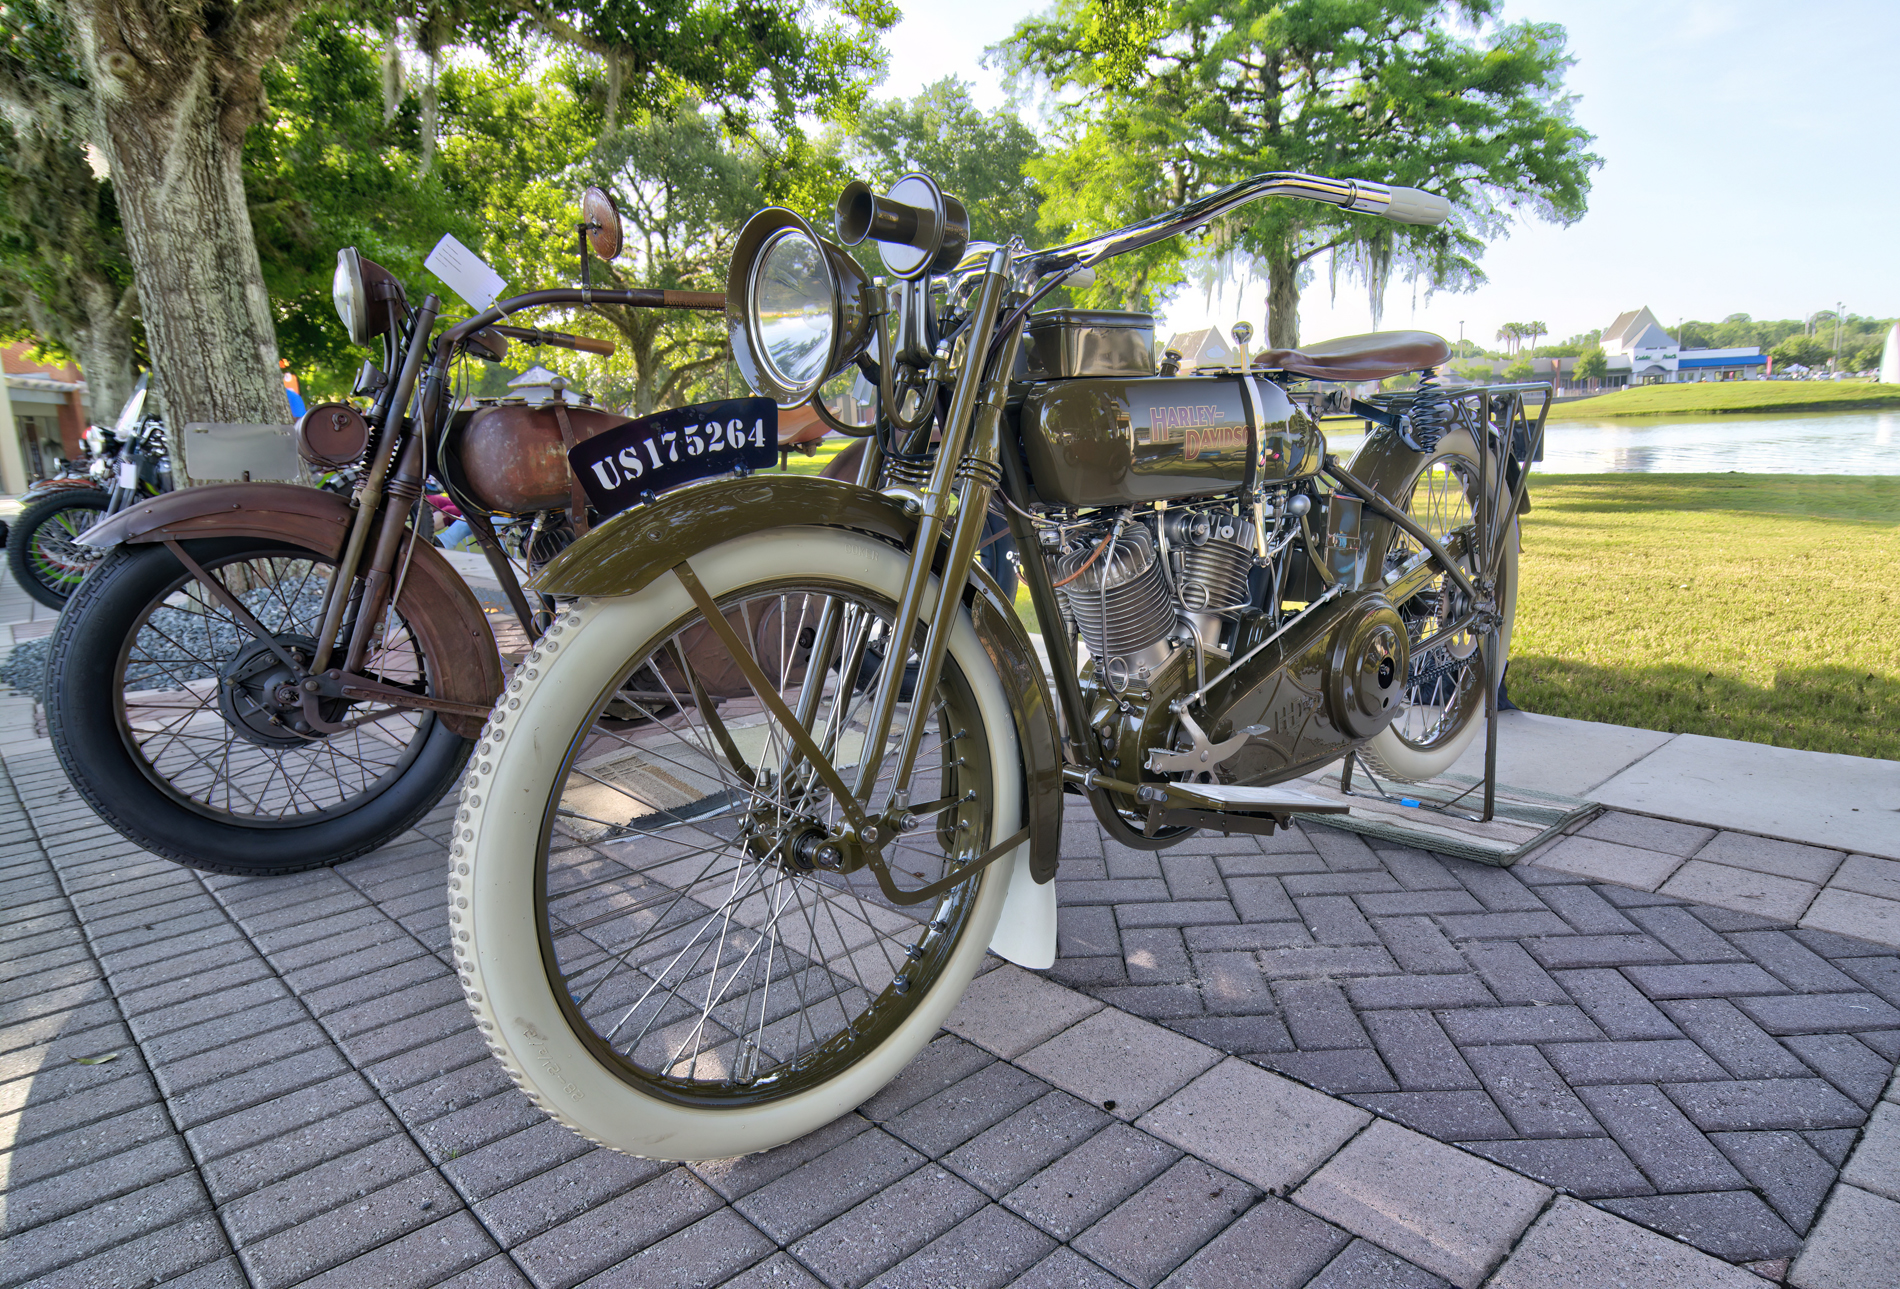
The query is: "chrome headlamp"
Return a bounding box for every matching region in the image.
[727,209,873,407]
[333,247,369,346]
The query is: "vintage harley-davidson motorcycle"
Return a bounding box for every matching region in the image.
[448,170,1547,1161]
[45,189,728,873]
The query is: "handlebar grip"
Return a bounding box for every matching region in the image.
[1382,186,1450,226]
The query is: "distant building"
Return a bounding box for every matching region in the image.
[1601,307,1678,383]
[1161,328,1240,373]
[0,342,92,494]
[1600,307,1764,384]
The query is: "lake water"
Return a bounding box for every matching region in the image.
[1328,408,1900,475]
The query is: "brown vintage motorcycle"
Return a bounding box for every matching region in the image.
[44,190,729,873]
[448,171,1549,1160]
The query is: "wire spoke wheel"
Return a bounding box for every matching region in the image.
[47,536,475,874]
[7,491,108,608]
[458,527,1020,1160]
[1361,429,1516,782]
[114,548,431,823]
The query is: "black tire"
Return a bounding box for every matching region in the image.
[47,536,475,875]
[7,490,108,609]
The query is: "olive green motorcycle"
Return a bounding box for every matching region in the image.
[455,170,1546,1160]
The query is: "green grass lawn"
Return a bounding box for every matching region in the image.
[1512,473,1900,759]
[774,436,856,477]
[1546,380,1900,420]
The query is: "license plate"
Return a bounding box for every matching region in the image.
[569,397,779,521]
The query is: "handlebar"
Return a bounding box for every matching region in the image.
[439,286,726,351]
[490,324,616,356]
[1028,171,1450,275]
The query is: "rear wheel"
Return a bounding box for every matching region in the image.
[47,537,474,873]
[1360,430,1518,783]
[457,527,1022,1160]
[7,490,108,608]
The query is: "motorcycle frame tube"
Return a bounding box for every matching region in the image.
[69,482,504,738]
[315,294,439,674]
[848,248,1010,806]
[528,472,1062,885]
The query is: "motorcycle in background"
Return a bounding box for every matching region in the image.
[44,186,727,876]
[7,377,172,609]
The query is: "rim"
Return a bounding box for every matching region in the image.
[29,500,105,591]
[532,576,994,1109]
[112,545,435,824]
[1384,451,1487,752]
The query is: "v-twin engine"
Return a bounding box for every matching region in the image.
[1051,507,1255,688]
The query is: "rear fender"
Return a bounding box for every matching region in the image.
[83,483,502,738]
[533,475,1062,966]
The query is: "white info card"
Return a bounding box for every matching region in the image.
[424,234,507,312]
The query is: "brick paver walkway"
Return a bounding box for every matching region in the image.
[1042,816,1900,1269]
[5,703,1900,1286]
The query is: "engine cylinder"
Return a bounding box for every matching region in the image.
[1176,534,1253,613]
[1055,524,1176,685]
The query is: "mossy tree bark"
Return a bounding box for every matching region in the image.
[64,0,302,482]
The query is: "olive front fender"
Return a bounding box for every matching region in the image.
[532,474,1063,893]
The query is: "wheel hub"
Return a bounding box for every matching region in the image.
[216,634,337,747]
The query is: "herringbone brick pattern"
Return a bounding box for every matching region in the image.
[1045,815,1900,1266]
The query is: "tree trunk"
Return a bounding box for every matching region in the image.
[1266,248,1299,350]
[74,276,137,420]
[65,1,301,485]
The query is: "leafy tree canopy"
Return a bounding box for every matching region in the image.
[840,77,1044,248]
[998,0,1599,347]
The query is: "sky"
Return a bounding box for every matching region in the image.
[874,0,1900,350]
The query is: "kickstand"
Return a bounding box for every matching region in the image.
[1339,754,1355,795]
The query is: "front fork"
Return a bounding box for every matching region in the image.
[846,249,1019,817]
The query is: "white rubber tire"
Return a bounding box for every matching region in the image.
[450,527,1020,1161]
[1360,521,1518,783]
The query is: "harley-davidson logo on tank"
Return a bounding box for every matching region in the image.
[1139,403,1248,461]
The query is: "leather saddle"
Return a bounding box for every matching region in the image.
[1255,330,1450,382]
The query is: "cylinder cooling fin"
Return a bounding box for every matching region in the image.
[1054,523,1176,684]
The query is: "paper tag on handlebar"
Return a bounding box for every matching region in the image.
[424,234,507,312]
[569,397,779,520]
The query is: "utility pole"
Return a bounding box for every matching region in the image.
[1834,302,1844,371]
[1458,320,1465,355]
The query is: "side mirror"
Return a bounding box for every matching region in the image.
[577,183,623,281]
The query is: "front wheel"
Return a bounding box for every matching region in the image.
[47,537,475,874]
[456,527,1023,1161]
[7,489,108,608]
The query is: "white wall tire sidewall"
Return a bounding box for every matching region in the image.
[1360,516,1519,784]
[452,527,1020,1161]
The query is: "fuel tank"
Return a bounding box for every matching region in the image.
[1019,373,1323,508]
[442,401,627,515]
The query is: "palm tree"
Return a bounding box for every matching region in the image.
[1495,323,1524,355]
[1523,321,1547,355]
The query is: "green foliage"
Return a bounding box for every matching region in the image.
[250,12,478,400]
[1771,333,1833,370]
[1503,356,1534,381]
[0,0,142,406]
[1574,347,1608,381]
[998,0,1598,341]
[842,79,1043,248]
[500,0,897,134]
